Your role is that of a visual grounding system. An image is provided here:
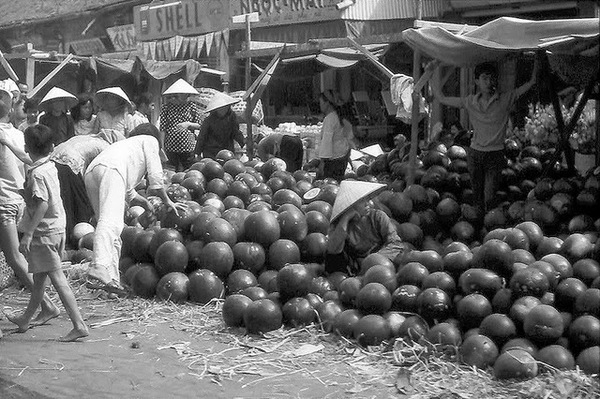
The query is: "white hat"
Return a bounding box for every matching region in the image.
[204,91,240,113]
[38,87,78,110]
[330,180,386,223]
[163,79,199,96]
[0,80,14,100]
[96,87,132,107]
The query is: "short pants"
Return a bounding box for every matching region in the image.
[27,233,65,274]
[0,202,23,226]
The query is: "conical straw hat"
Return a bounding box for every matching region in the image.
[96,87,132,106]
[163,78,199,95]
[204,91,240,113]
[39,87,78,110]
[330,180,386,223]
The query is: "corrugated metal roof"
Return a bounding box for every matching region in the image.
[0,0,143,29]
[341,0,450,21]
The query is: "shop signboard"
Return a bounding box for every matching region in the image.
[66,38,107,55]
[134,0,230,41]
[106,24,137,52]
[230,0,341,27]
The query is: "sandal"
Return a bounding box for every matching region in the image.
[85,275,107,290]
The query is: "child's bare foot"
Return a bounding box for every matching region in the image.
[32,308,60,326]
[58,327,89,342]
[6,313,31,333]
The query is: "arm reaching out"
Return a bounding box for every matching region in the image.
[515,58,538,99]
[0,130,32,165]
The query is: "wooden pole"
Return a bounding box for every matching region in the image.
[346,37,394,79]
[407,49,421,185]
[539,51,575,173]
[26,43,35,91]
[0,50,19,82]
[245,15,253,159]
[27,53,74,99]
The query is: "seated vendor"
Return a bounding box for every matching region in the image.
[256,132,304,172]
[326,181,405,275]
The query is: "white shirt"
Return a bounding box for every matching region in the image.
[319,111,351,159]
[0,122,25,205]
[85,135,164,203]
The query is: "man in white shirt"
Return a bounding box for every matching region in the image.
[84,124,183,294]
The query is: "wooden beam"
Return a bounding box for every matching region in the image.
[0,50,19,81]
[249,58,280,112]
[546,66,599,174]
[347,36,394,79]
[407,50,422,185]
[26,43,35,92]
[233,32,405,59]
[27,53,74,99]
[243,45,285,101]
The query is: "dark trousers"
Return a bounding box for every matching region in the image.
[166,151,196,172]
[322,152,349,182]
[280,135,304,172]
[467,148,506,212]
[55,162,95,246]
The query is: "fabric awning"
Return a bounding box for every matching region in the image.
[95,57,207,83]
[402,17,599,67]
[281,43,389,69]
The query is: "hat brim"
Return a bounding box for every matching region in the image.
[39,97,78,111]
[330,187,386,223]
[96,92,132,107]
[204,98,240,113]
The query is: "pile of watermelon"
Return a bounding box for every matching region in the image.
[74,143,600,380]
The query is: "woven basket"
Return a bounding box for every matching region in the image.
[0,251,15,290]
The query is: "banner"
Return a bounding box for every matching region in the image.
[204,32,214,56]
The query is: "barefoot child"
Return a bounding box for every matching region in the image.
[8,124,88,341]
[0,82,60,326]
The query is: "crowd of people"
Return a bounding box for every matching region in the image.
[0,56,538,342]
[0,77,261,341]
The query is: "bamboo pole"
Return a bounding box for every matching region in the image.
[407,49,422,185]
[245,15,253,159]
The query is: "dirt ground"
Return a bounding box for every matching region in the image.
[0,285,397,399]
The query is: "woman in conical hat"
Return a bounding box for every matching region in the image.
[194,91,245,160]
[159,78,203,171]
[90,87,132,140]
[38,87,78,145]
[326,180,405,275]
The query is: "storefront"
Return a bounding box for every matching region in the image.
[229,0,449,147]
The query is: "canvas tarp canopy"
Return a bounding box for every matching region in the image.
[96,57,204,84]
[401,17,599,67]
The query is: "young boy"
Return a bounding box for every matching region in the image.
[0,82,60,326]
[429,60,537,212]
[7,124,88,342]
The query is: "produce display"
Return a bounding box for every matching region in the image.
[72,140,600,380]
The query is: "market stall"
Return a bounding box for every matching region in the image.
[236,38,415,164]
[401,17,599,178]
[0,50,222,124]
